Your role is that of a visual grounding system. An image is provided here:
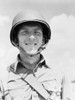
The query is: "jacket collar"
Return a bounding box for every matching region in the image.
[13,54,47,73]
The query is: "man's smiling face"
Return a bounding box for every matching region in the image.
[18,23,43,55]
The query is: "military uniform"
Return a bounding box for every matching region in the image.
[5,54,72,100]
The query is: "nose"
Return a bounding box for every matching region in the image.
[29,35,35,41]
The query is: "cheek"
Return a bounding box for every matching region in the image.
[37,37,43,45]
[18,36,26,45]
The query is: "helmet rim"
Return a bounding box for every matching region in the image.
[10,19,51,46]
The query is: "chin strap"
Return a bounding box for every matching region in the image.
[27,43,48,56]
[15,42,48,57]
[25,47,44,57]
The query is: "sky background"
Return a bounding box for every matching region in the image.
[0,0,75,94]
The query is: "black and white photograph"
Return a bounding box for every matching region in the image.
[0,0,75,100]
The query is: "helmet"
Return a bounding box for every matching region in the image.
[10,9,51,47]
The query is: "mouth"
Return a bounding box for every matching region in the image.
[25,43,37,46]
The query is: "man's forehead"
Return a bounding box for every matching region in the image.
[21,24,42,30]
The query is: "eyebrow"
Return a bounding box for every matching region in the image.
[21,27,43,31]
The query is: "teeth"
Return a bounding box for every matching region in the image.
[25,43,37,45]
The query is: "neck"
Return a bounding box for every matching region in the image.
[20,51,40,70]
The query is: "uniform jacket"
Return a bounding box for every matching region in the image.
[5,54,72,100]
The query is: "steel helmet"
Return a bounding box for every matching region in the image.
[10,9,51,47]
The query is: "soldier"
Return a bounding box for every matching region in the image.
[4,10,72,100]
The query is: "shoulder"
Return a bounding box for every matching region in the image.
[45,64,65,82]
[38,63,64,82]
[7,63,20,83]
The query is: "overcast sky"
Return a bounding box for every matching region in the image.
[0,0,75,93]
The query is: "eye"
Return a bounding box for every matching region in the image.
[34,31,42,35]
[35,32,40,35]
[19,30,28,35]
